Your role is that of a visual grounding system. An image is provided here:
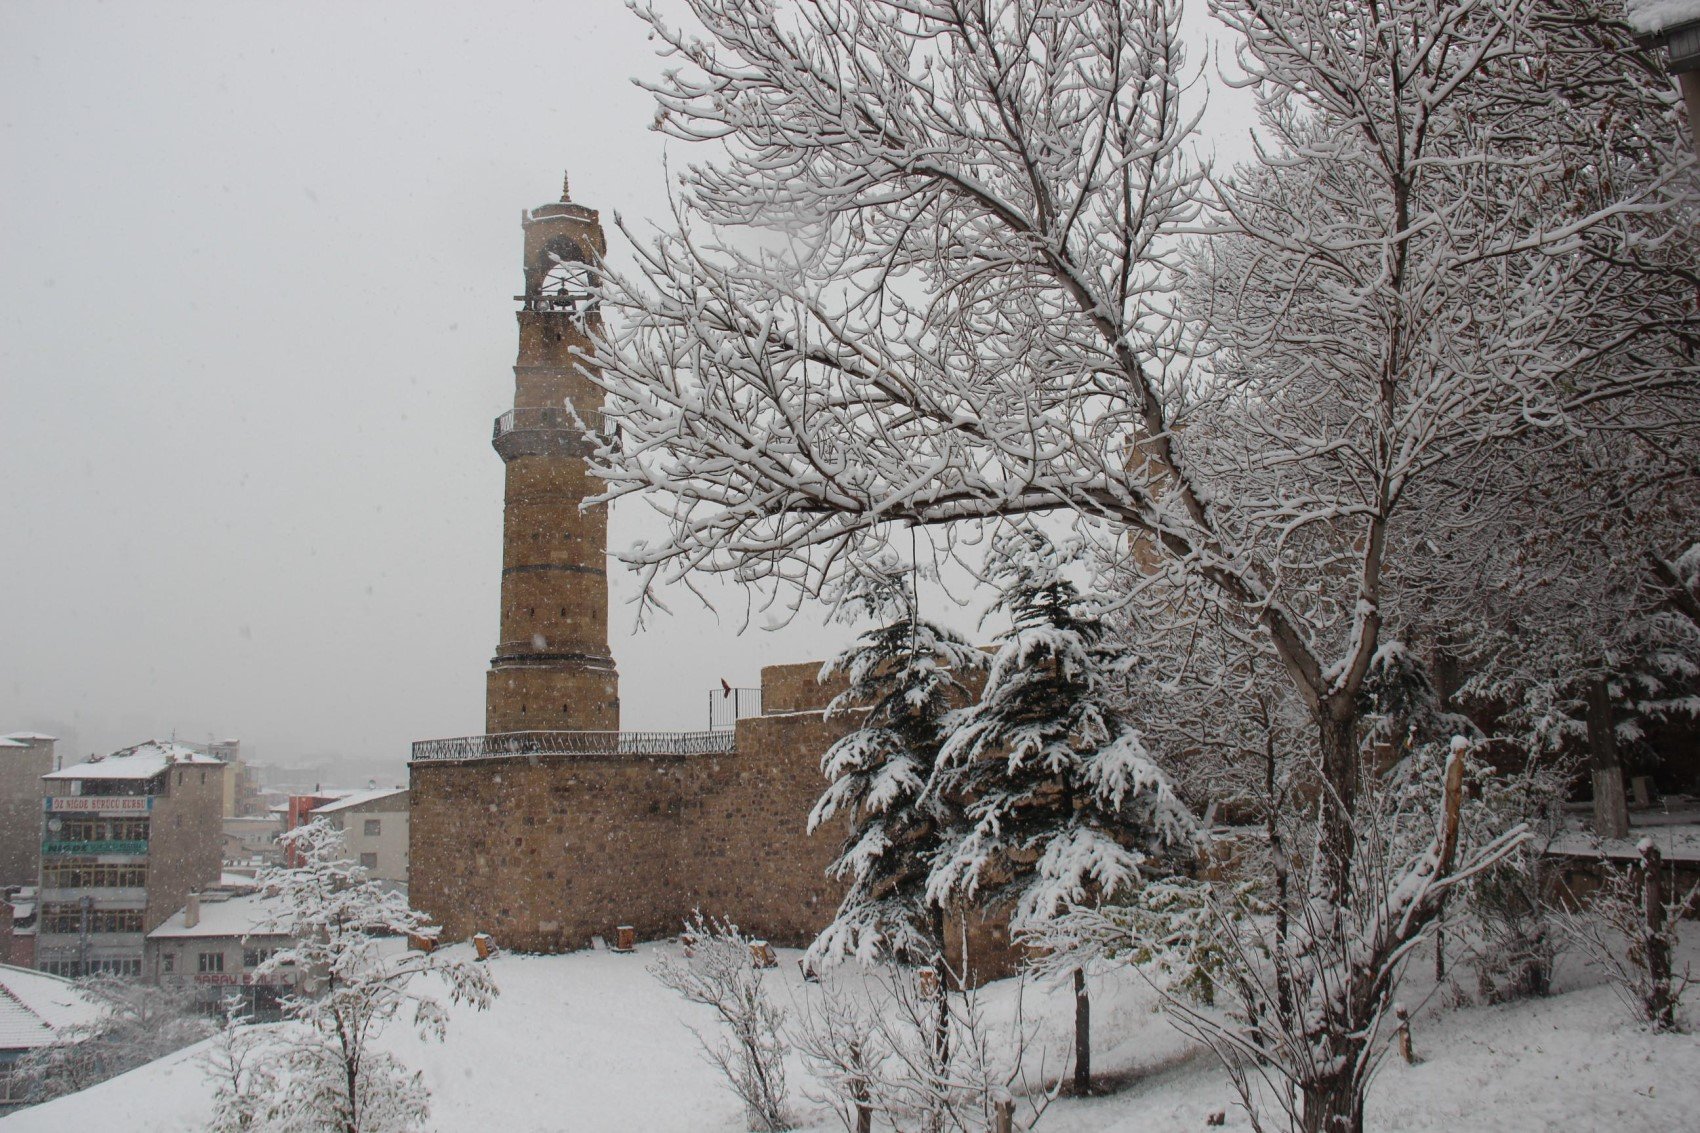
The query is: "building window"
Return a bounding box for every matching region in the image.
[39,905,144,934]
[360,852,379,870]
[162,953,175,974]
[198,951,224,973]
[363,819,381,837]
[243,947,274,969]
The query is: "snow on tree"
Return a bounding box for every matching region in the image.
[805,556,988,969]
[585,2,1697,1130]
[249,821,497,1133]
[651,913,790,1132]
[924,528,1197,1092]
[16,976,213,1103]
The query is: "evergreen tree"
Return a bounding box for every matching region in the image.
[927,529,1197,1093]
[806,557,988,970]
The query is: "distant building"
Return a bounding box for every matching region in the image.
[221,814,282,867]
[145,890,297,1019]
[0,892,35,970]
[309,788,408,884]
[35,742,225,978]
[0,734,56,888]
[0,963,100,1113]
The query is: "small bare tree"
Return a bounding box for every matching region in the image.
[1559,841,1698,1032]
[256,820,497,1133]
[653,913,791,1131]
[200,998,283,1133]
[791,964,1052,1133]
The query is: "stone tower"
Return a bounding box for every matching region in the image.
[484,176,619,734]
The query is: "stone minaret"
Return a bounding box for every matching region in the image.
[485,176,619,734]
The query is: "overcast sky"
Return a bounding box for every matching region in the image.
[1,1,1255,773]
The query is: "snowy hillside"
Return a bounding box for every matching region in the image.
[3,939,1695,1133]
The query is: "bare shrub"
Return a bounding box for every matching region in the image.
[791,963,1051,1133]
[652,913,791,1131]
[1559,841,1698,1032]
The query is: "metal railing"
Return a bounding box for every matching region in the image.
[410,730,736,763]
[708,687,763,732]
[493,406,581,440]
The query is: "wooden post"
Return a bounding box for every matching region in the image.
[1072,967,1091,1096]
[613,924,636,953]
[1394,1003,1416,1064]
[1641,841,1674,1031]
[993,1096,1015,1133]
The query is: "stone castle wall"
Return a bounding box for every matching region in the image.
[411,661,1022,980]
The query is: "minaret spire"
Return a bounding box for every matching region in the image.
[561,171,571,202]
[484,182,619,734]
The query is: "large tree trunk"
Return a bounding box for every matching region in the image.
[1300,1069,1363,1133]
[1072,967,1091,1096]
[1586,678,1629,839]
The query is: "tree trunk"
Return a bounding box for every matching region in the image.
[929,903,950,1068]
[1586,678,1629,840]
[1316,708,1360,898]
[1642,842,1674,1031]
[1072,967,1091,1096]
[1300,1069,1363,1133]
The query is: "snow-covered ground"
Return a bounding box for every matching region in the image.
[3,938,1695,1132]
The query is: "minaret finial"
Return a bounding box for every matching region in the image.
[561,171,571,202]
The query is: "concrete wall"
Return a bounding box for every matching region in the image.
[0,739,52,887]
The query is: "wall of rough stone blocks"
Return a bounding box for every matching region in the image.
[412,660,1026,981]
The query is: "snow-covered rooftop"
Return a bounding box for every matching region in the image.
[2,731,57,742]
[0,738,27,749]
[45,740,226,782]
[146,891,287,941]
[1625,0,1700,34]
[310,786,408,816]
[0,964,101,1051]
[1545,816,1700,863]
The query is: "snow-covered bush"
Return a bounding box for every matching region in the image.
[791,964,1050,1133]
[15,975,213,1103]
[201,999,283,1133]
[249,820,496,1133]
[1559,842,1698,1032]
[1022,877,1250,1010]
[653,913,791,1132]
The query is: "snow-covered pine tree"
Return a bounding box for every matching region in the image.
[927,529,1197,1095]
[806,557,988,971]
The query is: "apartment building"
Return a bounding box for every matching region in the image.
[311,787,408,884]
[35,741,225,978]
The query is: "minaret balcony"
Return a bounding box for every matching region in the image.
[410,730,736,763]
[492,407,595,460]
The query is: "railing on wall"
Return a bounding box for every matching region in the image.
[707,687,763,732]
[409,730,736,763]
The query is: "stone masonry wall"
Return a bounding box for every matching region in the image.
[412,660,1024,981]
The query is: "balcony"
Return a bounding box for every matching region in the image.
[410,730,736,763]
[492,407,594,461]
[42,839,148,856]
